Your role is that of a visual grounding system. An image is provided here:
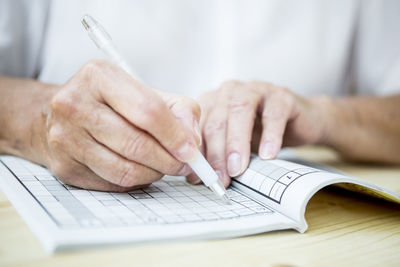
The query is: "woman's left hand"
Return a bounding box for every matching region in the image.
[187,80,330,186]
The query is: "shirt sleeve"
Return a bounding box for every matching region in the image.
[353,0,400,96]
[0,0,50,78]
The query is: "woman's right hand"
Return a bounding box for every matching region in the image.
[37,59,201,191]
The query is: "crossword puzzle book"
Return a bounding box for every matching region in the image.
[0,154,399,253]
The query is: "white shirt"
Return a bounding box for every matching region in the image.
[1,0,400,98]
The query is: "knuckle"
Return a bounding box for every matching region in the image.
[75,60,113,89]
[78,146,91,166]
[262,88,294,121]
[50,91,80,116]
[186,97,201,118]
[140,99,165,125]
[263,107,284,120]
[248,80,261,87]
[273,86,292,100]
[280,87,296,105]
[47,125,67,149]
[89,108,104,129]
[226,138,248,151]
[279,86,291,94]
[198,90,215,103]
[79,59,108,79]
[220,79,241,89]
[122,132,148,159]
[218,80,242,96]
[228,99,252,113]
[168,95,201,118]
[117,164,162,187]
[208,156,226,170]
[113,185,137,193]
[117,164,138,187]
[203,119,226,137]
[168,128,189,149]
[165,161,185,175]
[273,87,295,107]
[248,81,268,94]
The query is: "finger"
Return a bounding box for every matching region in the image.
[225,87,259,177]
[81,60,199,163]
[48,139,144,192]
[202,93,231,187]
[186,171,202,185]
[61,128,163,188]
[80,101,187,176]
[258,89,294,159]
[56,159,145,192]
[158,92,202,146]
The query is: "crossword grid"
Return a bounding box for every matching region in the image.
[234,156,319,203]
[1,156,273,229]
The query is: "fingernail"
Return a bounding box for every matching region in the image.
[227,152,241,177]
[193,119,202,146]
[177,164,192,176]
[176,142,198,162]
[188,177,202,185]
[259,141,276,159]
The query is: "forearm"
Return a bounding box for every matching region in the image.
[319,94,400,164]
[0,76,57,165]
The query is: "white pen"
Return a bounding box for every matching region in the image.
[81,14,231,204]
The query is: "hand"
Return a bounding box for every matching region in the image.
[187,80,329,186]
[39,60,200,191]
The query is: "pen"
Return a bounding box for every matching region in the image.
[81,14,231,204]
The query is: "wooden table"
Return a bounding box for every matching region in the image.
[1,146,399,266]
